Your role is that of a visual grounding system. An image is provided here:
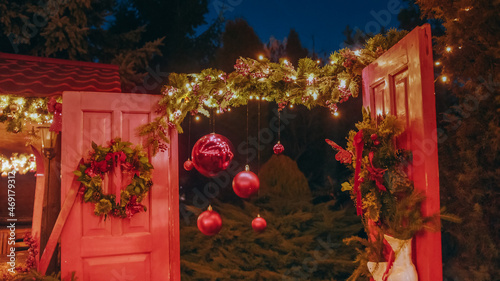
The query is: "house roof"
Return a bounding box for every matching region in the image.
[0,52,121,96]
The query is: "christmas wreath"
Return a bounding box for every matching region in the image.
[73,138,154,219]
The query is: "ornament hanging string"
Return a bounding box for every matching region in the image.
[257,97,261,173]
[188,115,191,157]
[212,108,216,133]
[278,109,281,141]
[246,102,249,165]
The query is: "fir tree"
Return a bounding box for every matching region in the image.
[285,29,309,67]
[214,18,266,72]
[180,155,363,280]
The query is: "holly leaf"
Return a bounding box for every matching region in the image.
[73,170,82,177]
[84,188,93,202]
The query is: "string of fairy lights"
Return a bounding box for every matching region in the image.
[0,20,461,173]
[0,153,37,176]
[0,95,55,176]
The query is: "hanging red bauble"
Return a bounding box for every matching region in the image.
[197,205,222,236]
[252,214,267,233]
[232,165,260,198]
[273,141,284,155]
[192,133,234,177]
[183,158,194,171]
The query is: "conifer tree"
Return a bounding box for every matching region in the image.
[285,29,309,67]
[214,18,266,72]
[180,155,363,280]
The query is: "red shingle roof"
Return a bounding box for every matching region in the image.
[0,52,121,97]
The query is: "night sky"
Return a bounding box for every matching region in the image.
[199,0,404,56]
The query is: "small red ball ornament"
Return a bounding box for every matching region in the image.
[371,133,380,146]
[183,159,194,171]
[273,141,285,155]
[252,214,267,233]
[232,165,260,198]
[192,133,234,177]
[197,205,222,236]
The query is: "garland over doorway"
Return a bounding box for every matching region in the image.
[138,30,409,151]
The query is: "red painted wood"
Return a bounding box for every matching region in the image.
[362,24,442,281]
[60,91,179,281]
[38,176,80,275]
[30,145,45,269]
[0,52,121,97]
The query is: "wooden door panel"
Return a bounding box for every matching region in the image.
[82,254,151,281]
[393,69,411,151]
[371,80,386,116]
[122,112,149,144]
[82,205,112,237]
[121,112,151,234]
[82,112,113,151]
[362,24,442,281]
[80,234,152,257]
[61,91,180,280]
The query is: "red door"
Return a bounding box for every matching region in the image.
[362,24,441,280]
[60,91,180,281]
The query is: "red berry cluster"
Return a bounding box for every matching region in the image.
[338,85,352,103]
[192,84,200,95]
[325,100,338,113]
[250,72,267,79]
[277,101,287,111]
[162,86,178,96]
[234,59,252,76]
[341,49,357,68]
[15,233,38,273]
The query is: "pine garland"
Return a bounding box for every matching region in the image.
[139,30,409,153]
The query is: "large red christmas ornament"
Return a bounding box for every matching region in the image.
[183,158,194,171]
[252,214,267,233]
[273,141,285,155]
[192,133,234,177]
[197,205,222,236]
[232,165,260,198]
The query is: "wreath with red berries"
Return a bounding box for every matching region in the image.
[73,138,154,219]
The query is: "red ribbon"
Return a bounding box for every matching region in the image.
[353,130,364,216]
[382,238,395,281]
[367,151,387,192]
